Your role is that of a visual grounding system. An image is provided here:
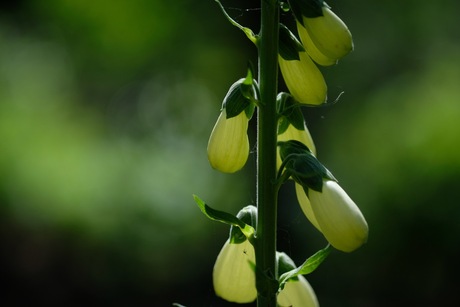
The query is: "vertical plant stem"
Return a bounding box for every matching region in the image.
[255,0,279,306]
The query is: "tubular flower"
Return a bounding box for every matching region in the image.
[278,275,319,307]
[277,123,316,171]
[278,52,327,105]
[207,108,249,173]
[300,6,353,61]
[213,239,256,303]
[308,180,368,252]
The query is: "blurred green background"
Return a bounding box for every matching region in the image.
[1,0,459,306]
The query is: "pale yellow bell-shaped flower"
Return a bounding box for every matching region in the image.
[278,52,327,105]
[308,180,368,252]
[295,182,321,231]
[213,239,256,303]
[207,108,249,173]
[296,21,337,66]
[301,7,353,60]
[277,123,316,170]
[278,275,319,307]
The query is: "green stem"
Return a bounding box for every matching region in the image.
[255,0,280,306]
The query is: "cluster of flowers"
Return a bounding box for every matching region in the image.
[206,0,368,305]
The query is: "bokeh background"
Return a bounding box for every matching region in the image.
[1,0,459,306]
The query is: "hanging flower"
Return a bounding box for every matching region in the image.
[279,140,368,252]
[212,239,256,303]
[278,51,327,105]
[299,6,353,61]
[278,274,319,307]
[307,179,368,252]
[207,108,249,173]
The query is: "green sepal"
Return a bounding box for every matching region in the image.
[277,252,299,283]
[277,92,305,132]
[278,244,331,291]
[230,205,257,244]
[279,24,305,61]
[278,140,336,192]
[287,153,325,191]
[193,195,255,238]
[223,79,250,119]
[224,66,258,119]
[288,0,325,24]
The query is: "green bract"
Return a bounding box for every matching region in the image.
[278,245,331,288]
[193,195,255,239]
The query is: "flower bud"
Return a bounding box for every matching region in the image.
[213,239,256,303]
[301,7,353,60]
[279,52,327,105]
[308,180,368,252]
[207,108,249,173]
[278,274,319,307]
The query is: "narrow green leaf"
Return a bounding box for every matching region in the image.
[215,0,258,45]
[279,244,331,288]
[193,195,255,238]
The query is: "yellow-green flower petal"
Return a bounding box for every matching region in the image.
[302,7,353,60]
[295,182,321,231]
[296,21,338,66]
[279,52,327,105]
[277,123,316,170]
[213,239,256,303]
[207,109,249,173]
[309,180,368,252]
[278,275,319,307]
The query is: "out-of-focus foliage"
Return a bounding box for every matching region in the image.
[1,0,459,306]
